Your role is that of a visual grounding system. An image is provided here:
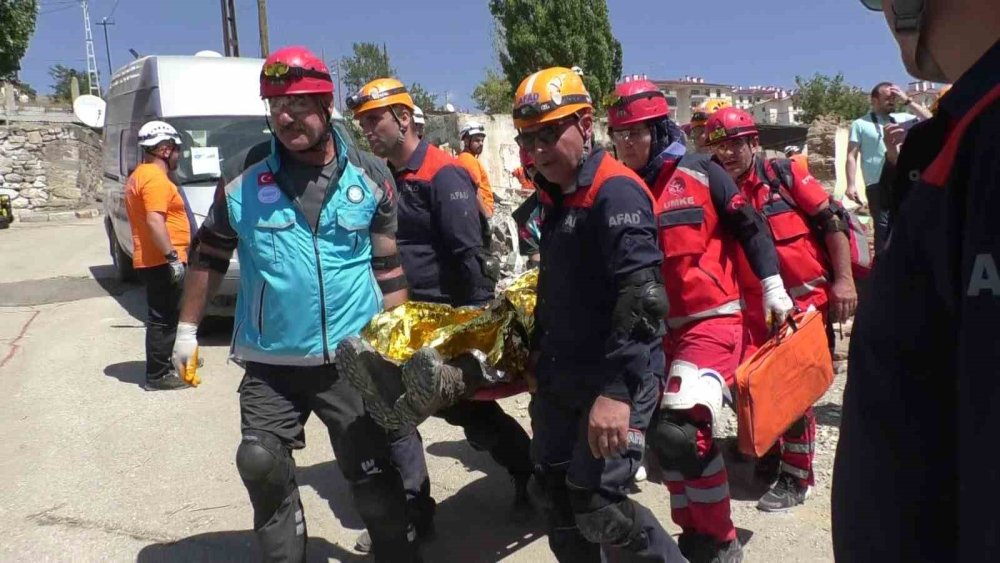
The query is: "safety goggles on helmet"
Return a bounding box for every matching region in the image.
[345,86,409,112]
[515,118,576,151]
[512,94,592,121]
[608,89,666,110]
[858,0,881,10]
[260,62,332,83]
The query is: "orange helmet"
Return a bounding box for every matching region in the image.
[346,78,415,115]
[513,67,593,129]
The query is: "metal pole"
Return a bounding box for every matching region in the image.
[220,0,231,56]
[335,59,342,110]
[97,18,114,79]
[257,0,269,57]
[227,0,240,56]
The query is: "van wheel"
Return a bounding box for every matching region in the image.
[106,218,138,283]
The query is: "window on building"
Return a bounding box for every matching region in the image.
[691,89,701,96]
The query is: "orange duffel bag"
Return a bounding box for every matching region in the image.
[735,309,833,457]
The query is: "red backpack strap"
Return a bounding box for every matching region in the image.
[923,84,1000,187]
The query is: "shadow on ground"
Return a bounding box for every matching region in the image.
[89,265,146,322]
[136,530,361,562]
[812,402,842,428]
[104,360,147,388]
[299,439,545,563]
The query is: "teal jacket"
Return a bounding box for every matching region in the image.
[225,129,382,366]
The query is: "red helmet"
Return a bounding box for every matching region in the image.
[607,79,670,129]
[260,46,333,99]
[519,146,534,168]
[703,107,758,146]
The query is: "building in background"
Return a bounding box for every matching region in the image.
[649,76,734,123]
[906,80,945,108]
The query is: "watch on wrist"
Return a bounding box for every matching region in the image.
[165,250,179,262]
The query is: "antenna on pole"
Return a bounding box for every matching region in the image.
[95,18,115,80]
[81,0,102,96]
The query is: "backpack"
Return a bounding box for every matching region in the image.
[756,157,873,280]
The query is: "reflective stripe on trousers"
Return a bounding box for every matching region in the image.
[663,447,736,543]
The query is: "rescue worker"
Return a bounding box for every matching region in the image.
[125,120,191,391]
[512,66,683,562]
[457,121,495,219]
[412,105,425,139]
[835,1,1000,560]
[341,78,533,512]
[608,78,791,562]
[687,110,710,153]
[511,147,541,268]
[703,107,858,511]
[170,47,421,562]
[512,146,537,193]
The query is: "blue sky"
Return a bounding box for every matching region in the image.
[22,0,912,109]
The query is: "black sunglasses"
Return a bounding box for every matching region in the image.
[515,118,577,150]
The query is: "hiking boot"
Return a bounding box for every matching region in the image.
[353,523,419,554]
[336,337,405,430]
[756,473,811,512]
[398,348,468,427]
[142,372,189,391]
[679,533,743,563]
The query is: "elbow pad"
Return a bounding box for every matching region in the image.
[612,267,669,342]
[812,204,849,235]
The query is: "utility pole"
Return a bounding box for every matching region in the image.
[81,0,102,96]
[257,0,269,57]
[220,0,240,57]
[334,59,343,111]
[95,18,114,80]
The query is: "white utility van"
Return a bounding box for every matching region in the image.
[100,53,349,316]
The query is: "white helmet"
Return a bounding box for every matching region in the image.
[138,120,182,148]
[460,121,486,139]
[660,360,732,429]
[783,145,801,156]
[413,105,425,126]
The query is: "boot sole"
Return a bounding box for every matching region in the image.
[336,338,403,431]
[400,347,462,426]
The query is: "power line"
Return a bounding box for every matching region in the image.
[107,0,122,18]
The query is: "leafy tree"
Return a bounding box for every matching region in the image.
[488,0,623,110]
[340,42,395,96]
[0,0,38,80]
[408,82,438,111]
[794,73,871,124]
[48,65,87,102]
[472,69,514,114]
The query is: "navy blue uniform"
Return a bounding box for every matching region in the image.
[391,140,494,307]
[833,39,1000,562]
[532,150,681,562]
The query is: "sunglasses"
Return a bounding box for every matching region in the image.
[513,94,591,121]
[515,118,576,150]
[266,95,316,115]
[345,86,409,111]
[859,0,881,10]
[260,62,331,83]
[609,125,650,144]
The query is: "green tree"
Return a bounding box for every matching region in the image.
[0,0,38,80]
[48,65,87,102]
[471,69,514,114]
[340,42,395,95]
[488,0,623,110]
[794,73,871,124]
[408,82,438,111]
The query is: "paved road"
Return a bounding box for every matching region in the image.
[0,218,835,562]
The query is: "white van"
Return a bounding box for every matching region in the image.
[100,53,349,316]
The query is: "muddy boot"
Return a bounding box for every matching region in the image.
[397,348,472,428]
[336,336,406,431]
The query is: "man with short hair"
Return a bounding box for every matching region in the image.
[845,81,930,252]
[125,120,191,391]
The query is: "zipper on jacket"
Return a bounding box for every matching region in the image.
[256,282,266,336]
[697,264,726,293]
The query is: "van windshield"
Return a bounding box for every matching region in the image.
[166,116,358,185]
[166,116,272,185]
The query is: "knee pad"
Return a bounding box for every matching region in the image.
[236,430,292,486]
[569,491,648,550]
[660,360,730,429]
[649,413,711,479]
[534,465,574,528]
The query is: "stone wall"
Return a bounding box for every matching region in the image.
[0,123,103,217]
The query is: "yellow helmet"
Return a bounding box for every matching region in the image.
[346,78,415,115]
[513,67,593,129]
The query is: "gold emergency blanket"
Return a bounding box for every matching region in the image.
[361,270,538,377]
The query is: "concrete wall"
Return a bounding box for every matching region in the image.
[0,123,103,218]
